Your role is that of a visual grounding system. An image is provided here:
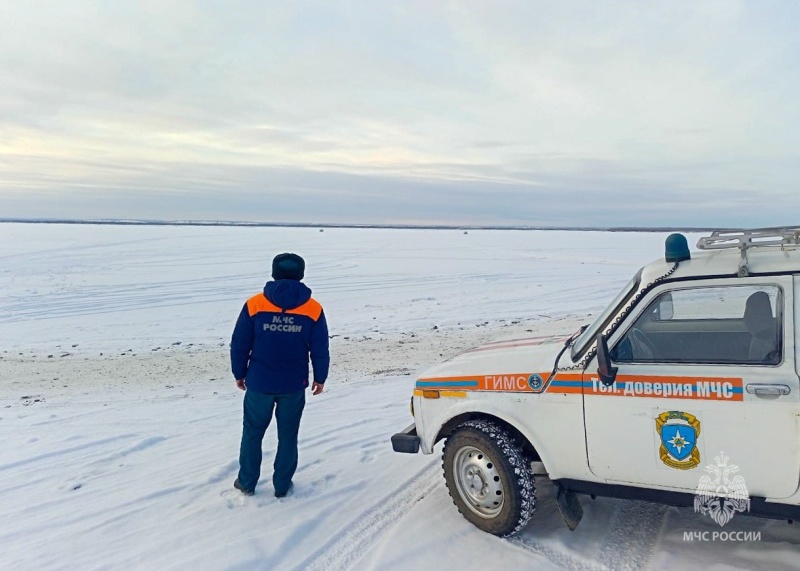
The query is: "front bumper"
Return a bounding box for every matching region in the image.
[391,423,421,454]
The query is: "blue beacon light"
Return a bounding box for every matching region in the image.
[665,233,691,262]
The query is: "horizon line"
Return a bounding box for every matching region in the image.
[0,217,723,233]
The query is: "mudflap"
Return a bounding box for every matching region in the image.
[556,484,584,531]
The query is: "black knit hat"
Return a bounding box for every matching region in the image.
[272,253,305,281]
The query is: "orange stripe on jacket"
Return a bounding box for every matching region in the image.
[247,294,323,321]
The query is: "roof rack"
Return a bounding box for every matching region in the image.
[696,227,800,277]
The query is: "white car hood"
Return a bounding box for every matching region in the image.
[419,334,569,381]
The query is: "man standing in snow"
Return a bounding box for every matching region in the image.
[230,253,329,497]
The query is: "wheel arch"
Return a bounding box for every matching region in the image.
[436,411,543,465]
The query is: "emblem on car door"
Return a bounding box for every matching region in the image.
[655,411,701,470]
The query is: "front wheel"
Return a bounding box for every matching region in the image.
[442,420,535,536]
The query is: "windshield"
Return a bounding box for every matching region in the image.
[570,268,642,361]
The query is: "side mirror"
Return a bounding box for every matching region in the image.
[596,334,618,386]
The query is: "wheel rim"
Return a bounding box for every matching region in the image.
[452,445,504,518]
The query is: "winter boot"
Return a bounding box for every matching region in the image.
[234,478,254,496]
[275,482,293,498]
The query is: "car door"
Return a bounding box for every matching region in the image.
[582,276,800,499]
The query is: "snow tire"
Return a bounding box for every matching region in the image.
[442,419,535,537]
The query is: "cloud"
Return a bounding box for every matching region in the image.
[1,1,799,227]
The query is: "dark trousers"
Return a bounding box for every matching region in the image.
[237,389,306,494]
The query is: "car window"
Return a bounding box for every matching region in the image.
[612,284,782,365]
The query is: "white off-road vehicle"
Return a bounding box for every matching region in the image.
[392,228,800,536]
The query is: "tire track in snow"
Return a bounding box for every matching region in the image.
[0,434,136,471]
[509,536,602,571]
[511,498,668,571]
[596,500,668,570]
[291,459,440,571]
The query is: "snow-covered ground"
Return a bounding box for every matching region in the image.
[1,224,798,570]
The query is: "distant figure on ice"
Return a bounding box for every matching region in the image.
[230,253,329,497]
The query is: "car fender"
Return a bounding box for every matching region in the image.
[418,396,565,477]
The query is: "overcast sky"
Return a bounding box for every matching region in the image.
[1,1,798,227]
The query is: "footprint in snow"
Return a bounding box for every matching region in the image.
[220,488,248,510]
[292,474,337,499]
[359,441,383,464]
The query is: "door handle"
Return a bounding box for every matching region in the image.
[745,383,790,396]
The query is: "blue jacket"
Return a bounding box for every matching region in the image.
[231,280,329,394]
